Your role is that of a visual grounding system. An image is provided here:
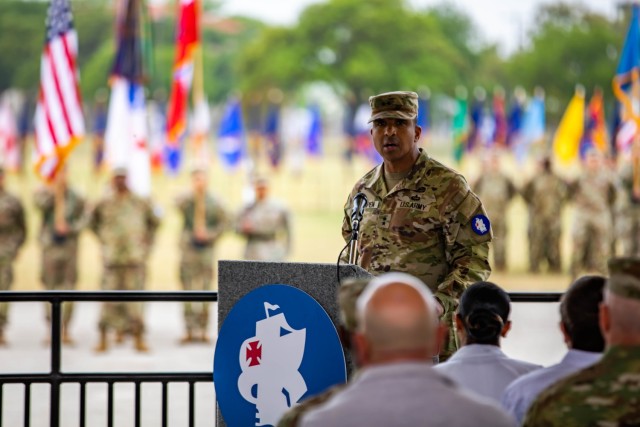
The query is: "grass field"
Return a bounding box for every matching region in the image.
[6,137,577,294]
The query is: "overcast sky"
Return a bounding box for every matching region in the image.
[219,0,620,55]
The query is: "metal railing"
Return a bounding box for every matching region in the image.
[0,290,562,427]
[0,291,218,427]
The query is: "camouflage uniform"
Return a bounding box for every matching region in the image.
[89,191,159,335]
[237,199,291,261]
[473,172,516,270]
[176,192,227,336]
[619,164,640,257]
[568,170,617,277]
[521,171,569,273]
[523,258,640,427]
[342,148,492,358]
[277,278,369,427]
[0,189,26,335]
[34,187,85,325]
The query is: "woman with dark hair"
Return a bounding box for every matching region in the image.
[434,281,540,401]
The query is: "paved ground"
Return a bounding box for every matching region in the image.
[0,300,564,427]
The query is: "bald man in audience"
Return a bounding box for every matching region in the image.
[299,273,515,427]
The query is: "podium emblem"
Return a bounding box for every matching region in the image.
[214,285,346,427]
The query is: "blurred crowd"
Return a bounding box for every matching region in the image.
[0,165,290,351]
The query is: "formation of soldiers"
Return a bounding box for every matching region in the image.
[0,166,291,350]
[472,147,640,277]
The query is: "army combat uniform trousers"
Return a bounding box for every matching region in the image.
[42,240,78,325]
[529,219,562,272]
[490,218,507,271]
[179,246,213,334]
[99,264,145,334]
[570,212,611,277]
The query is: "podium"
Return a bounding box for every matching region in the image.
[216,260,371,427]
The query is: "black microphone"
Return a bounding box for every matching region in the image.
[351,192,368,222]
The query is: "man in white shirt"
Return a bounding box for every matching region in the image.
[434,281,540,401]
[299,273,515,427]
[500,275,605,424]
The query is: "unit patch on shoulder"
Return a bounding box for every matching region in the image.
[471,214,490,236]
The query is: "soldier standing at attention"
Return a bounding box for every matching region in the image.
[0,166,26,346]
[89,168,159,352]
[34,167,85,344]
[568,149,617,278]
[472,150,516,271]
[523,258,640,426]
[341,91,492,360]
[176,167,228,343]
[521,156,569,273]
[619,142,640,256]
[237,177,291,261]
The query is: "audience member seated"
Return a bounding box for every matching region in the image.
[501,275,605,424]
[523,258,640,426]
[299,273,515,427]
[434,281,540,401]
[277,277,369,427]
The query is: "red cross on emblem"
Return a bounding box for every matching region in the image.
[246,340,262,367]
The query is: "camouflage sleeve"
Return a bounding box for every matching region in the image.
[507,178,518,201]
[340,192,355,264]
[208,199,228,242]
[15,198,27,250]
[521,180,533,204]
[87,201,102,238]
[69,193,87,235]
[436,177,492,311]
[282,208,292,256]
[33,187,53,211]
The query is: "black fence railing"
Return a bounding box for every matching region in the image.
[0,290,561,427]
[0,291,217,427]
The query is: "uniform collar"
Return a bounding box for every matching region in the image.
[446,344,507,361]
[364,149,430,196]
[602,344,640,363]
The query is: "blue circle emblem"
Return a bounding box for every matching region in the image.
[471,214,491,236]
[214,284,347,427]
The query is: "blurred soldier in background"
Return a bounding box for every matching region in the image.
[569,149,617,277]
[0,166,26,345]
[89,168,159,352]
[521,156,569,273]
[176,167,228,343]
[237,177,291,261]
[34,167,85,344]
[618,142,640,256]
[472,150,517,271]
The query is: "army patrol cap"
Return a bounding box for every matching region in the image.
[368,91,419,123]
[607,257,640,300]
[112,166,128,177]
[338,277,370,332]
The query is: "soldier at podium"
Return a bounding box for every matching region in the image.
[341,91,492,360]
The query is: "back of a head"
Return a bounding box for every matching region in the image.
[356,273,437,358]
[560,275,606,352]
[458,282,510,346]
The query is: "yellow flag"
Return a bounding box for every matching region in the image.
[553,91,585,164]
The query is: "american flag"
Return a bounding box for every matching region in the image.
[33,0,85,181]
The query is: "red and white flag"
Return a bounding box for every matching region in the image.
[33,0,85,181]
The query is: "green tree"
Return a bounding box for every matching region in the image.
[506,3,623,120]
[236,0,487,102]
